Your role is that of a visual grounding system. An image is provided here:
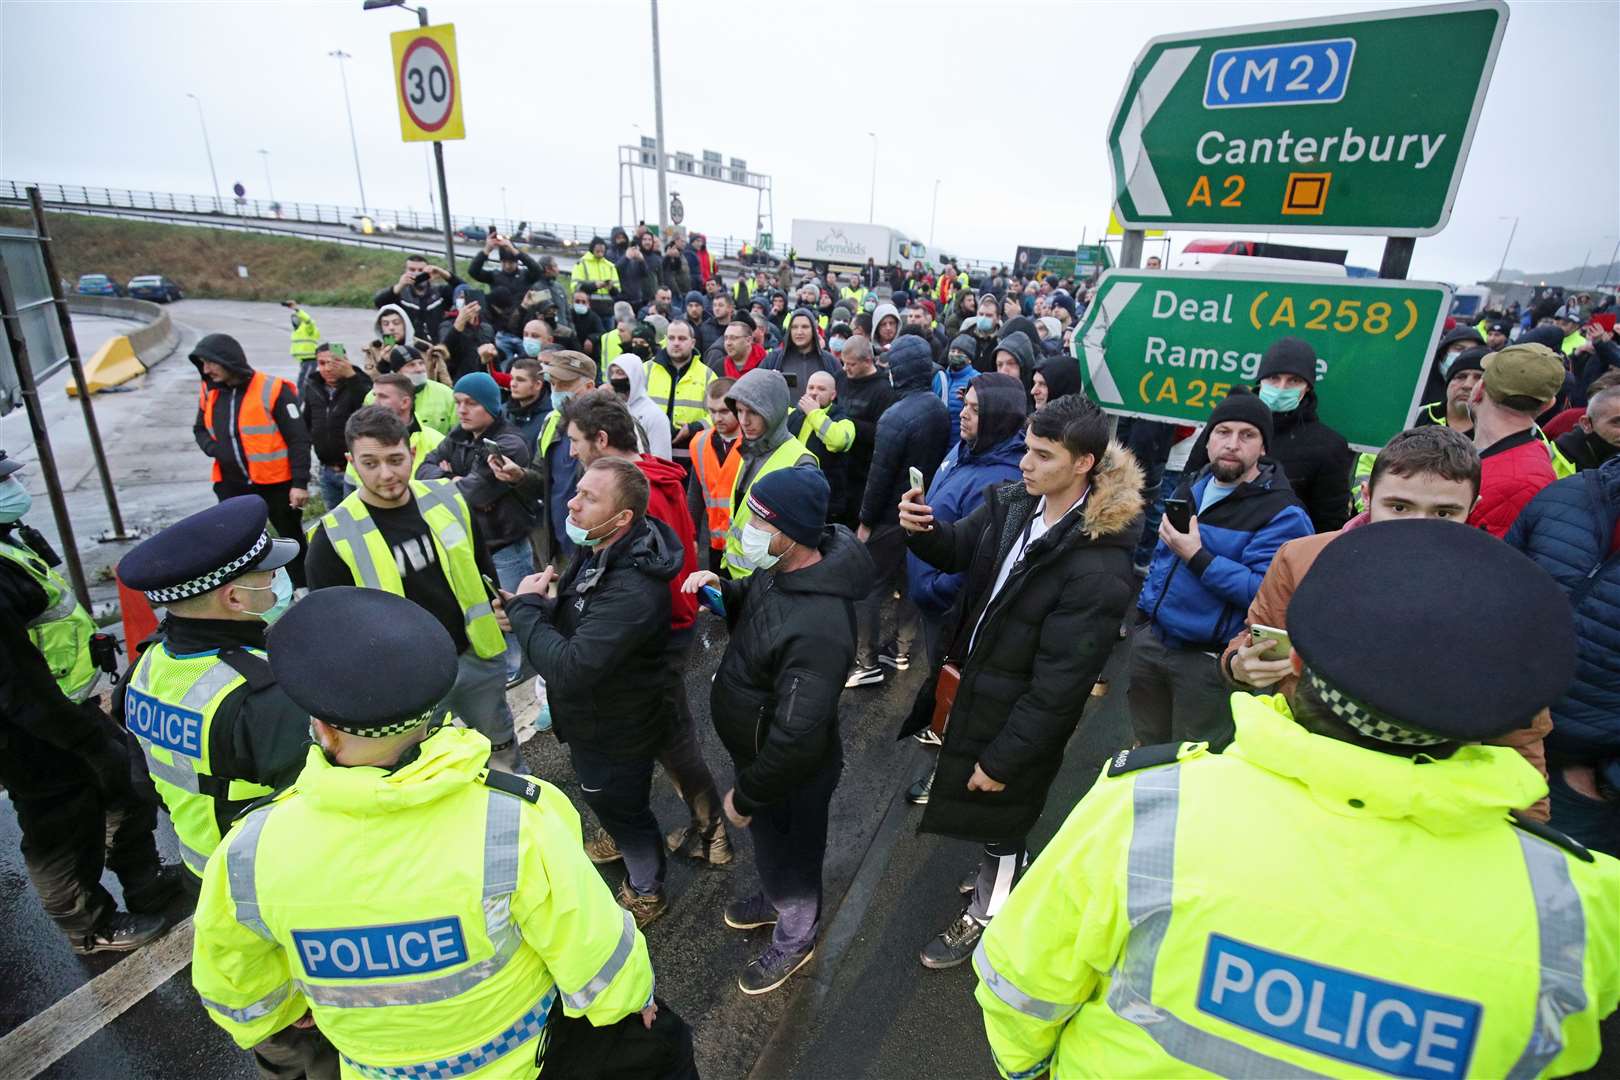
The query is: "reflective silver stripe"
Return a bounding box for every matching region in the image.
[297,791,527,1009]
[226,806,276,941]
[260,373,279,413]
[414,480,465,523]
[199,981,293,1024]
[141,744,201,793]
[343,987,556,1080]
[559,909,637,1011]
[247,449,288,462]
[129,657,245,794]
[673,397,706,410]
[972,939,1079,1023]
[1505,831,1589,1080]
[1107,766,1327,1077]
[703,495,728,510]
[815,414,837,440]
[465,601,493,625]
[322,509,384,589]
[28,589,80,627]
[178,839,211,876]
[239,424,280,435]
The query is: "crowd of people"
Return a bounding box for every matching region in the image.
[2,227,1618,1079]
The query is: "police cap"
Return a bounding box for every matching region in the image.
[267,587,456,736]
[1288,520,1575,744]
[118,495,299,604]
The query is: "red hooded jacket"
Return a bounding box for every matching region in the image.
[1468,430,1555,538]
[637,452,699,630]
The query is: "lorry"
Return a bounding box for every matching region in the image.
[790,219,928,271]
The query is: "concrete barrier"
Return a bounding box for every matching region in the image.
[63,295,181,395]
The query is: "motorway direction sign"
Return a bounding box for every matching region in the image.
[1072,270,1450,451]
[391,24,465,142]
[1106,1,1506,235]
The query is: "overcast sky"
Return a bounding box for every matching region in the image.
[3,0,1615,285]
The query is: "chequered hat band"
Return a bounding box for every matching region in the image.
[1306,669,1448,748]
[324,710,435,738]
[142,531,271,603]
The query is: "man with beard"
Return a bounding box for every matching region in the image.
[1129,390,1312,747]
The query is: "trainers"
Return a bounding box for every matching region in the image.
[911,727,942,747]
[71,911,167,955]
[739,944,815,995]
[878,645,911,671]
[585,828,623,865]
[122,863,184,914]
[724,893,778,931]
[845,665,885,688]
[919,908,986,970]
[667,823,734,866]
[616,879,668,930]
[906,774,933,805]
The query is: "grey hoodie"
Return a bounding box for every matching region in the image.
[870,302,902,352]
[605,355,673,460]
[726,368,815,493]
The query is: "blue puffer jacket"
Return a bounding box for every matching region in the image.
[1505,456,1620,761]
[907,431,1026,616]
[1136,462,1313,649]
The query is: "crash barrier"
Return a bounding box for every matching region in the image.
[64,295,179,396]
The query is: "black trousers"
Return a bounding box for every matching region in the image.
[215,480,307,588]
[544,997,698,1080]
[252,1024,339,1080]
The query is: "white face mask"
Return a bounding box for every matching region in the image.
[407,370,428,388]
[740,521,783,569]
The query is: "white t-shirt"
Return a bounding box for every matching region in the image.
[969,490,1088,653]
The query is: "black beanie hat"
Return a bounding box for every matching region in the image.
[1445,345,1489,385]
[1257,337,1318,386]
[1207,387,1273,449]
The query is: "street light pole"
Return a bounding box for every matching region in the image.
[185,92,222,213]
[257,149,275,204]
[329,50,369,215]
[929,178,941,248]
[1492,215,1519,286]
[650,0,670,236]
[867,132,877,224]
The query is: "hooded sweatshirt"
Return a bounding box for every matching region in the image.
[764,308,840,390]
[995,326,1039,407]
[191,333,311,488]
[861,336,951,527]
[1035,353,1083,403]
[636,452,699,632]
[604,355,674,460]
[935,332,981,449]
[870,303,902,353]
[726,368,817,496]
[373,303,418,352]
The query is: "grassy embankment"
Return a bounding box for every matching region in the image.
[0,209,469,307]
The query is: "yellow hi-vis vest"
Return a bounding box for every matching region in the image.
[124,646,276,877]
[974,693,1620,1080]
[191,727,655,1074]
[343,425,446,488]
[313,480,504,661]
[724,437,813,578]
[290,309,320,362]
[0,535,98,701]
[644,356,716,444]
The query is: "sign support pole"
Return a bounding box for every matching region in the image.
[650,0,670,236]
[1118,229,1145,270]
[1379,237,1415,281]
[413,5,457,273]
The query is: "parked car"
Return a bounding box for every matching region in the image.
[455,225,490,243]
[76,273,123,297]
[127,275,184,303]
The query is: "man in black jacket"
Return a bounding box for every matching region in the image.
[850,335,951,687]
[506,457,682,928]
[899,394,1144,969]
[684,468,875,995]
[835,335,896,529]
[373,253,461,344]
[468,234,542,296]
[302,343,372,510]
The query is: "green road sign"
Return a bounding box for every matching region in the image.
[1107,0,1506,235]
[1072,270,1451,451]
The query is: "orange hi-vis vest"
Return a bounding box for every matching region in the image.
[200,370,294,484]
[689,427,741,550]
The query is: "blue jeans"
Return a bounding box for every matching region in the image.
[1548,765,1620,858]
[490,541,535,681]
[570,745,666,895]
[747,759,841,952]
[316,466,346,513]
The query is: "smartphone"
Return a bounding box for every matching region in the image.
[479,573,501,601]
[1164,497,1192,533]
[1250,624,1292,662]
[783,372,799,389]
[480,438,504,459]
[698,584,725,618]
[909,466,924,494]
[414,271,430,286]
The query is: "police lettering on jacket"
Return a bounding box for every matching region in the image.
[292,917,469,980]
[125,688,203,757]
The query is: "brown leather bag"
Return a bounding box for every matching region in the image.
[930,663,961,737]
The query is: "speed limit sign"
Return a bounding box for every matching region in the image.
[390,24,465,143]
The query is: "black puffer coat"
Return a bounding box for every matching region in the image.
[859,336,951,528]
[904,445,1144,842]
[709,527,874,813]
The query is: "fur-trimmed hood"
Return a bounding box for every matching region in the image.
[1077,440,1145,541]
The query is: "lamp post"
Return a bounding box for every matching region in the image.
[257,149,275,204]
[185,93,222,213]
[929,178,941,248]
[867,132,877,224]
[649,0,670,236]
[1492,215,1519,286]
[328,49,369,215]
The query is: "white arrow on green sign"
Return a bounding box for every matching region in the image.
[1072,270,1452,452]
[1107,0,1507,235]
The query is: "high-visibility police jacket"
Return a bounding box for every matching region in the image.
[200,370,297,485]
[343,424,445,487]
[724,438,814,578]
[312,480,504,661]
[645,356,715,438]
[124,645,278,877]
[290,309,321,363]
[192,727,655,1077]
[690,427,741,551]
[0,534,97,701]
[975,693,1620,1080]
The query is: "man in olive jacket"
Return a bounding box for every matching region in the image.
[900,394,1143,970]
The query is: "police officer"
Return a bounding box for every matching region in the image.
[975,520,1620,1079]
[192,588,688,1078]
[114,496,314,885]
[0,450,179,953]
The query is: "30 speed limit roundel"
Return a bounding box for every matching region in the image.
[399,37,454,132]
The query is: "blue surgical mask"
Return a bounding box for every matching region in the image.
[522,338,542,357]
[975,315,992,333]
[565,510,628,548]
[549,389,574,410]
[236,569,293,624]
[0,476,32,523]
[572,303,590,315]
[1259,383,1305,413]
[829,337,847,354]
